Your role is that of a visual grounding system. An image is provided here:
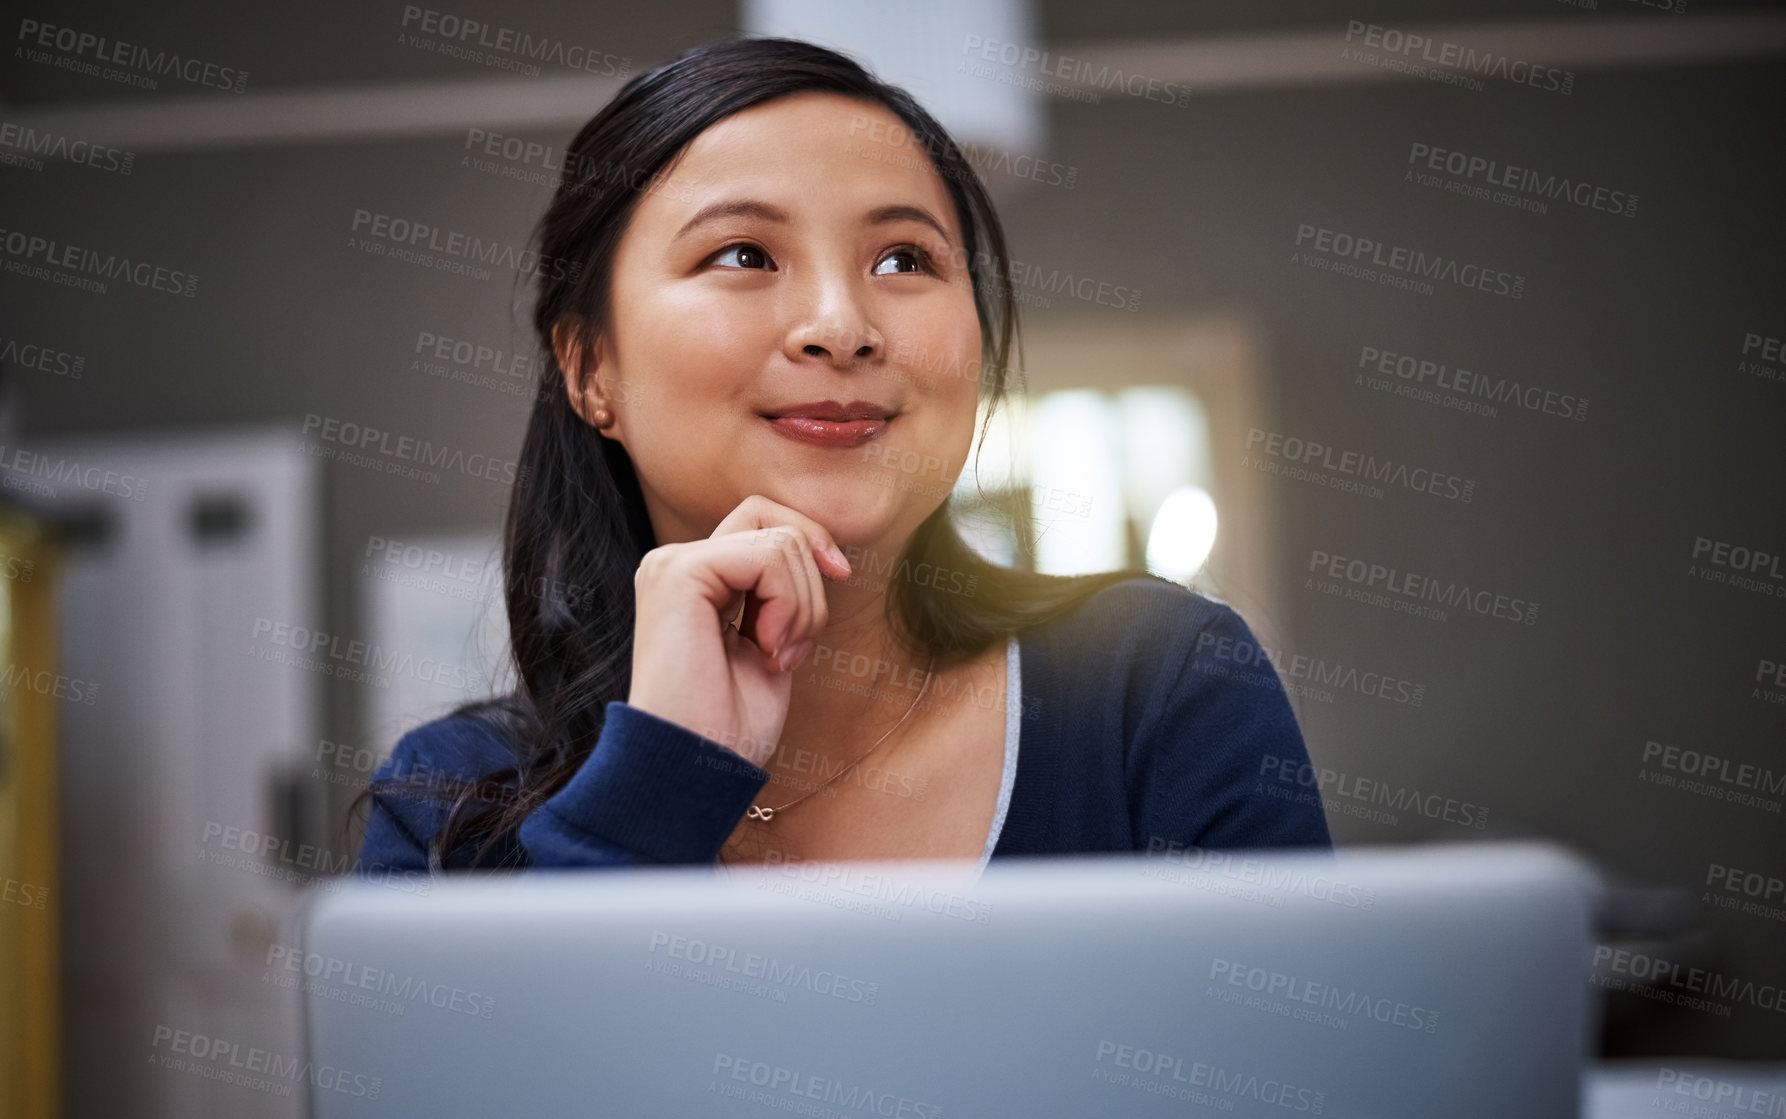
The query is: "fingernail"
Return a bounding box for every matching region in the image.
[825,542,850,571]
[779,639,812,671]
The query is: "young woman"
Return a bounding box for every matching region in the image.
[351,35,1330,876]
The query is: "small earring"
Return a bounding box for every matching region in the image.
[590,406,612,428]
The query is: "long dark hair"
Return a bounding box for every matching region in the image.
[352,35,1174,871]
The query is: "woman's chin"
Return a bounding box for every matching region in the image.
[768,481,908,542]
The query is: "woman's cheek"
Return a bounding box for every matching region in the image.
[650,308,749,388]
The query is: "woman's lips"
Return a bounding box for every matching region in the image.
[762,414,892,448]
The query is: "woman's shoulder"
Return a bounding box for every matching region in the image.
[1028,575,1259,670]
[375,707,521,787]
[1025,575,1330,851]
[356,708,528,872]
[1020,574,1292,742]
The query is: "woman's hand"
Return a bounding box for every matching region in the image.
[626,494,852,768]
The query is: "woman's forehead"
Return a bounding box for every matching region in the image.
[641,93,962,240]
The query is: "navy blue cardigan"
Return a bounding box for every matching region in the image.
[354,578,1332,872]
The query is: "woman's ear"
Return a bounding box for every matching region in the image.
[553,319,618,436]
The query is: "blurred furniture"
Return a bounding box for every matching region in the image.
[33,426,320,1119]
[0,496,64,1119]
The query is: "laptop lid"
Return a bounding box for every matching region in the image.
[298,842,1601,1118]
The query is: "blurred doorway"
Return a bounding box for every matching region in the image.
[32,425,318,1119]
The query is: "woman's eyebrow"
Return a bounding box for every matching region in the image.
[672,198,954,247]
[864,203,954,247]
[673,198,789,242]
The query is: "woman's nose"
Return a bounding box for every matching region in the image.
[787,286,883,362]
[801,336,876,359]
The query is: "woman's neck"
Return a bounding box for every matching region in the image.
[773,576,937,769]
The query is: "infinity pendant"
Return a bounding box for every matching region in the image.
[746,805,775,822]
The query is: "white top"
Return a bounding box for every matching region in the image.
[976,635,1022,872]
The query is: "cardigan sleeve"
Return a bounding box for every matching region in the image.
[354,701,772,873]
[1137,601,1334,853]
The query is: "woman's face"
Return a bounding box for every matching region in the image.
[573,91,984,554]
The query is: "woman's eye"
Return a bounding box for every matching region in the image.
[873,246,933,276]
[712,243,775,270]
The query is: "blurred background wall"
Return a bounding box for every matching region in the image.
[0,1,1781,1115]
